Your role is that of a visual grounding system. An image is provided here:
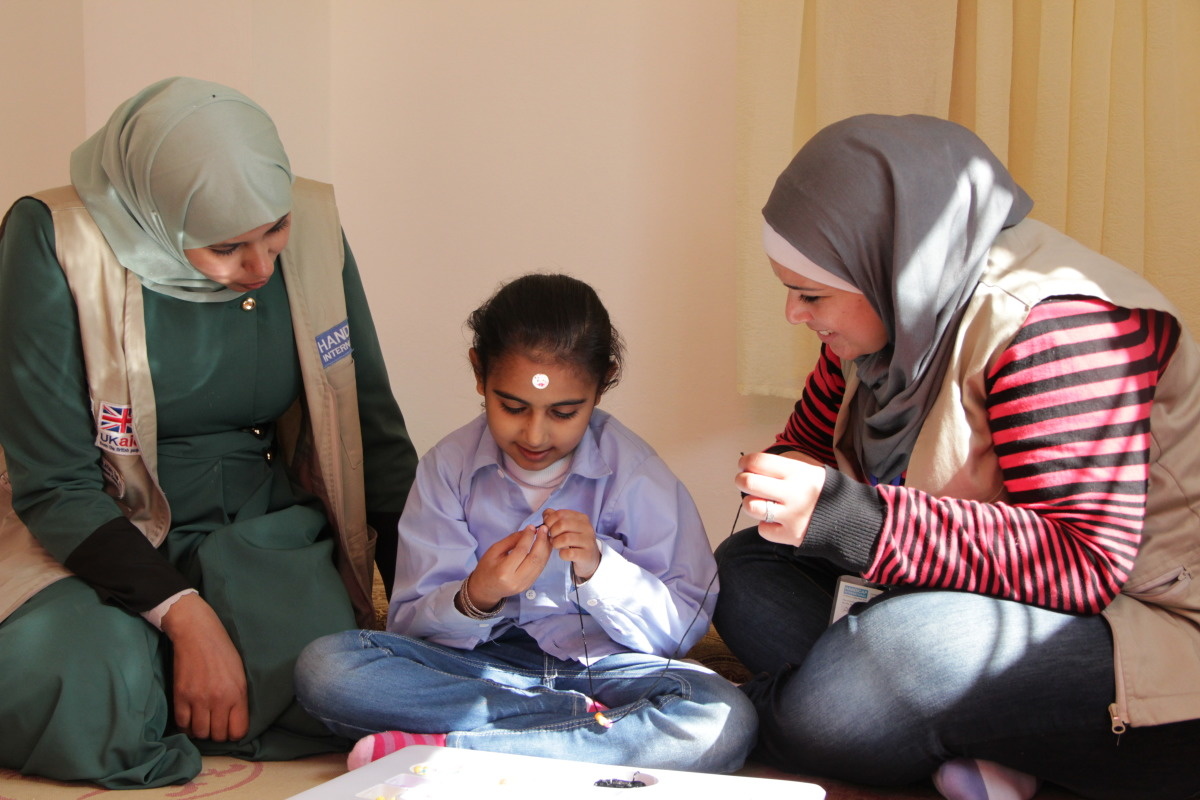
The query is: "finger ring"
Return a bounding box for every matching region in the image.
[764,500,775,524]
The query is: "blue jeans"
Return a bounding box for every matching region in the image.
[295,627,756,774]
[714,528,1200,800]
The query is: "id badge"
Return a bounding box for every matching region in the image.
[829,574,886,625]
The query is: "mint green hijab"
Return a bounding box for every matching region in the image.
[70,76,294,302]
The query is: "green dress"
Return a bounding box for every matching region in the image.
[0,197,416,787]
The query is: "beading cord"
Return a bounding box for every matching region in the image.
[571,564,610,727]
[573,499,743,727]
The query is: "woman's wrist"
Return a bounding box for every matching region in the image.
[142,588,200,630]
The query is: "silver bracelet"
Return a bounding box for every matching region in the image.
[458,575,502,620]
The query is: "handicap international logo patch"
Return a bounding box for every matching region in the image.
[316,319,353,368]
[95,401,140,456]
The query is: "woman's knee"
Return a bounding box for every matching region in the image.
[714,527,766,570]
[0,581,189,781]
[753,592,1095,765]
[2,579,163,686]
[713,529,781,620]
[835,590,1104,697]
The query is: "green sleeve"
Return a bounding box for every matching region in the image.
[0,198,129,562]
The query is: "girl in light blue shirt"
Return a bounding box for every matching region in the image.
[296,273,756,774]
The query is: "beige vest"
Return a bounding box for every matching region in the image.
[0,179,378,627]
[838,219,1200,729]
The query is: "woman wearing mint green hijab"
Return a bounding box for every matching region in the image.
[0,77,417,787]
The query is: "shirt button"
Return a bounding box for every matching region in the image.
[264,451,273,463]
[241,297,257,311]
[586,599,598,607]
[524,590,537,600]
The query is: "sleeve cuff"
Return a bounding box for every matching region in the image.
[140,588,200,630]
[798,466,885,572]
[63,517,193,613]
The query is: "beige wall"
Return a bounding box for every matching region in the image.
[0,0,791,545]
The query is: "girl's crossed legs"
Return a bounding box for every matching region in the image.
[295,627,755,774]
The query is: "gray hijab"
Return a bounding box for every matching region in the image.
[70,76,294,302]
[762,114,1033,485]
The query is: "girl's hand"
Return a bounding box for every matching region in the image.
[467,524,552,609]
[735,451,826,547]
[542,508,601,581]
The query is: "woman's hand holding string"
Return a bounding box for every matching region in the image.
[736,451,826,547]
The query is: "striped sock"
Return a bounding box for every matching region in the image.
[347,730,448,771]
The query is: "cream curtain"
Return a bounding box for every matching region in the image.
[736,0,1200,398]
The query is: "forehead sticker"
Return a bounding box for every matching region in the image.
[532,373,550,389]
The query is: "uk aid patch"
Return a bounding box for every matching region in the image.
[95,402,139,456]
[316,319,352,367]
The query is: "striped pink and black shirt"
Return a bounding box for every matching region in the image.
[775,297,1181,615]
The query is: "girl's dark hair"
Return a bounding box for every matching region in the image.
[467,273,624,394]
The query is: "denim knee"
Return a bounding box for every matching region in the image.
[707,678,759,772]
[294,630,365,705]
[665,667,760,773]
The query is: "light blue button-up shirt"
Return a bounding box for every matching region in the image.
[388,409,717,663]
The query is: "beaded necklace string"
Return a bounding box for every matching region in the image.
[571,563,609,726]
[573,498,743,729]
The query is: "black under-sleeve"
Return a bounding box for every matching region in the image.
[63,517,193,613]
[368,510,401,597]
[797,466,885,572]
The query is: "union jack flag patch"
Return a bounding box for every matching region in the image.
[95,401,140,456]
